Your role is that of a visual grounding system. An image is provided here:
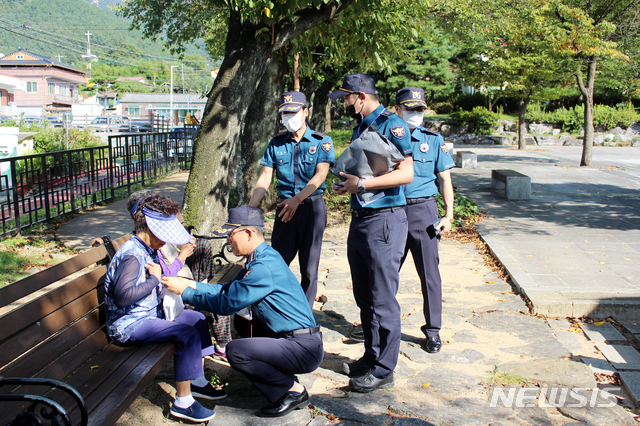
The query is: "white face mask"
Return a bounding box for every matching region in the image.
[282,110,304,133]
[402,110,424,129]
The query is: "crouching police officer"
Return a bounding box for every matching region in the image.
[395,87,455,353]
[249,91,335,308]
[162,206,323,418]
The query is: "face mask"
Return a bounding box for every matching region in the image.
[345,95,364,123]
[282,110,304,133]
[402,110,424,129]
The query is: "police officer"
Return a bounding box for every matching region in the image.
[328,74,414,392]
[395,87,455,353]
[162,206,323,418]
[249,91,335,308]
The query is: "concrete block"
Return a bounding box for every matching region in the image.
[580,357,617,375]
[547,319,570,330]
[525,291,573,317]
[553,330,583,353]
[596,344,640,371]
[456,150,477,169]
[491,169,531,201]
[580,322,627,344]
[621,321,640,334]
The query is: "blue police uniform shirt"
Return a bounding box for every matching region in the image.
[405,127,455,198]
[350,104,413,210]
[260,126,335,199]
[182,242,316,334]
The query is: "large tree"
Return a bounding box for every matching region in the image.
[551,0,639,165]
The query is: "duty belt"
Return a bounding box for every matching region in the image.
[351,207,395,218]
[280,325,321,337]
[406,196,435,205]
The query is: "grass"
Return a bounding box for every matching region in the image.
[483,366,529,387]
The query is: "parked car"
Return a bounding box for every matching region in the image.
[43,117,64,128]
[88,116,129,132]
[118,121,154,133]
[167,125,198,158]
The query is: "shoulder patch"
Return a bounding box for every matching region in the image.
[420,128,441,137]
[243,268,253,279]
[390,125,406,139]
[312,131,327,140]
[381,109,393,116]
[321,141,333,153]
[440,143,449,154]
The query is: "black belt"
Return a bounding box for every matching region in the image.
[351,207,395,218]
[279,193,324,205]
[406,196,435,205]
[280,325,321,337]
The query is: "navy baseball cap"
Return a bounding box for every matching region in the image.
[278,91,307,113]
[396,87,427,109]
[142,207,191,245]
[328,73,378,99]
[212,206,265,237]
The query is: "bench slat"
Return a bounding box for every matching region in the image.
[0,287,102,370]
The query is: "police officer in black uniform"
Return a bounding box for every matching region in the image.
[329,74,414,393]
[249,91,335,307]
[395,87,455,353]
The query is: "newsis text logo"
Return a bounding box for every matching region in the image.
[489,386,619,408]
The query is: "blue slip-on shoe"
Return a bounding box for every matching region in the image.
[170,400,216,422]
[191,383,227,400]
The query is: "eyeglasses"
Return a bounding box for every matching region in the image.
[227,227,247,241]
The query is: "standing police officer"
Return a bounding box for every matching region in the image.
[328,74,413,393]
[163,206,323,418]
[249,91,335,307]
[395,87,455,353]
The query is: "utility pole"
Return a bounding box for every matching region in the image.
[170,65,179,126]
[56,55,64,63]
[181,63,185,94]
[81,31,97,77]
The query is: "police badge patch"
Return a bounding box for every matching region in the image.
[440,143,449,154]
[420,143,429,153]
[321,142,333,153]
[309,145,317,154]
[390,125,405,139]
[244,269,253,279]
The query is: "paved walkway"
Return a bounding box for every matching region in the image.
[450,146,640,319]
[53,148,640,425]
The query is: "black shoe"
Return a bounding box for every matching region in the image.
[342,357,372,377]
[349,371,394,393]
[425,334,442,353]
[256,388,310,417]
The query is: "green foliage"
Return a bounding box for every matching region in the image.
[438,190,480,228]
[527,102,639,132]
[431,102,453,114]
[452,93,489,111]
[450,107,499,135]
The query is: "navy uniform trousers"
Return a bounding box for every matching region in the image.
[271,197,327,307]
[347,208,407,378]
[226,330,323,403]
[401,199,442,337]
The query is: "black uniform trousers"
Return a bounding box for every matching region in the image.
[347,208,407,378]
[401,199,442,337]
[271,197,327,307]
[226,330,323,403]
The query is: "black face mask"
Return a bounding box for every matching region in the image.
[345,104,362,123]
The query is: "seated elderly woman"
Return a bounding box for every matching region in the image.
[104,193,224,423]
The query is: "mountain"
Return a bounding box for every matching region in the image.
[82,0,123,15]
[0,0,197,69]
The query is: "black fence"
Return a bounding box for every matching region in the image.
[0,126,196,237]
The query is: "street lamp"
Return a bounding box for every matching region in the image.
[170,65,179,126]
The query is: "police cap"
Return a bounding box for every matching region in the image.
[212,206,265,237]
[278,91,307,113]
[328,73,378,99]
[396,87,427,110]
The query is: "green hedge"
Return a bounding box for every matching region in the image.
[527,102,639,133]
[449,107,498,135]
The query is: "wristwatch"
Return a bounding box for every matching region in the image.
[357,178,366,194]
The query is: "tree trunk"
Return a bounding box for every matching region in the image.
[182,14,273,234]
[517,95,531,150]
[309,75,338,133]
[236,56,288,209]
[182,2,354,233]
[577,56,597,167]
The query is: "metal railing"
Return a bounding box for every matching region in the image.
[0,127,196,236]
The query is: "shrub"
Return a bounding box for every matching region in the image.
[526,102,639,133]
[452,93,488,111]
[450,107,498,135]
[431,102,453,114]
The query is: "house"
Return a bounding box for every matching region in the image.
[118,93,207,125]
[0,73,25,116]
[0,49,87,116]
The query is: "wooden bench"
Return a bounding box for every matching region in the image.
[491,169,531,201]
[0,234,241,426]
[456,150,477,169]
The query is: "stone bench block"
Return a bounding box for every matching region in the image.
[456,150,477,169]
[491,169,531,201]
